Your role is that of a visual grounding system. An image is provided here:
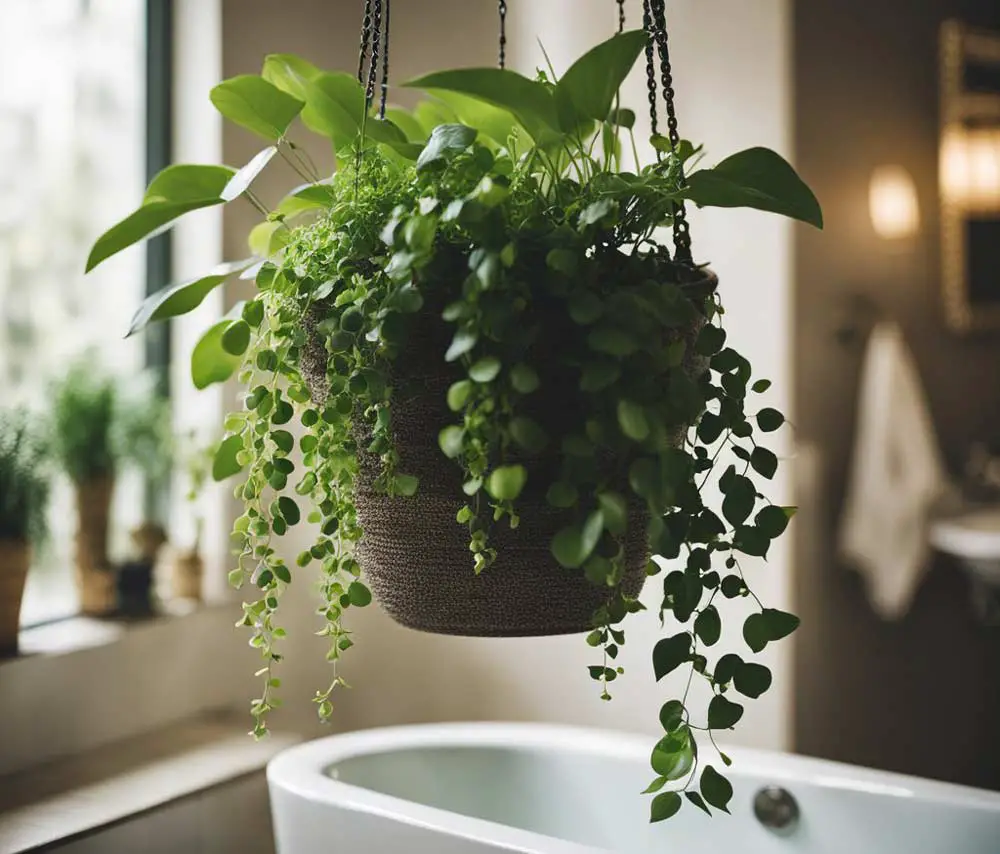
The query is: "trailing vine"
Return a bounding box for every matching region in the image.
[87,31,821,821]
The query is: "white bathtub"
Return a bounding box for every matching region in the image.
[267,722,1000,853]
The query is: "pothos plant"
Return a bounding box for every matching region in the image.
[87,31,821,821]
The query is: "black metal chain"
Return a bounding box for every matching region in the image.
[378,0,391,118]
[498,1,507,69]
[364,0,383,109]
[647,0,692,261]
[650,0,680,150]
[641,0,659,136]
[356,0,373,84]
[617,0,626,33]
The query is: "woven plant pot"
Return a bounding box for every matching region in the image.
[74,475,116,616]
[171,549,204,601]
[0,540,30,656]
[303,268,717,637]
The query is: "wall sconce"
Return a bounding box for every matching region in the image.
[868,165,920,240]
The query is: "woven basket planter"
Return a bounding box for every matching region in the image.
[303,268,717,637]
[0,540,30,656]
[170,549,204,601]
[74,475,116,616]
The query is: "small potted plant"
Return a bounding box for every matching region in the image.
[0,409,49,655]
[87,27,821,819]
[51,364,168,616]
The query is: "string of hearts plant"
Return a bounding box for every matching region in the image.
[86,30,821,822]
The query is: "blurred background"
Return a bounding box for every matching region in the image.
[0,0,999,851]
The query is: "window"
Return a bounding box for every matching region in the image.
[0,0,172,625]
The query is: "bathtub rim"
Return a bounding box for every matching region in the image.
[266,721,1000,852]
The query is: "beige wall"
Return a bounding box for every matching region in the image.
[221,0,798,750]
[792,0,1000,788]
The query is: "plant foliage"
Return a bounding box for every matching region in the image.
[0,409,50,545]
[51,362,170,485]
[87,30,820,820]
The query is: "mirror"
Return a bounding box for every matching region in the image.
[940,20,1000,333]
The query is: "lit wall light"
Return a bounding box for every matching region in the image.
[869,165,920,239]
[940,125,1000,212]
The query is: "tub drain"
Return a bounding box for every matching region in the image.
[753,786,800,832]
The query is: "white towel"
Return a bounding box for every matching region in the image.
[838,322,952,619]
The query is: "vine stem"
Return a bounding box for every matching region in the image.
[278,140,319,184]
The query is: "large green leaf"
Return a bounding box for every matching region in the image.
[684,147,823,228]
[127,259,254,337]
[275,180,338,217]
[363,117,423,159]
[86,164,234,272]
[555,30,647,129]
[428,91,527,147]
[261,53,322,101]
[221,146,278,202]
[301,72,365,148]
[413,100,459,136]
[143,163,236,204]
[404,68,559,143]
[191,305,245,390]
[209,75,304,141]
[383,107,427,142]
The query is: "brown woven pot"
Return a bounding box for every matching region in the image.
[303,268,717,637]
[171,549,204,601]
[0,540,30,656]
[74,475,116,616]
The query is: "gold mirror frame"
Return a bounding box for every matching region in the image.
[940,20,1000,333]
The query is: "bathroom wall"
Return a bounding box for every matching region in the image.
[220,0,798,750]
[793,0,1000,787]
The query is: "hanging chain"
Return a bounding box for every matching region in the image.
[650,0,680,150]
[364,0,383,109]
[378,0,391,118]
[641,0,659,136]
[647,0,692,262]
[498,0,507,69]
[356,0,373,84]
[617,0,626,33]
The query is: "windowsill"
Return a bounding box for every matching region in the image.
[0,710,301,854]
[6,599,205,663]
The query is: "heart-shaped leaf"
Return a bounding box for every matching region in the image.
[685,147,823,228]
[210,75,304,141]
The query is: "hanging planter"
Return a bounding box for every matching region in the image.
[299,264,717,636]
[87,0,821,821]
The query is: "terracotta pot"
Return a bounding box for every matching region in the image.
[301,265,717,637]
[0,540,30,655]
[74,475,116,616]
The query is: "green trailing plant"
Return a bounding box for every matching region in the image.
[87,31,821,821]
[0,409,50,545]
